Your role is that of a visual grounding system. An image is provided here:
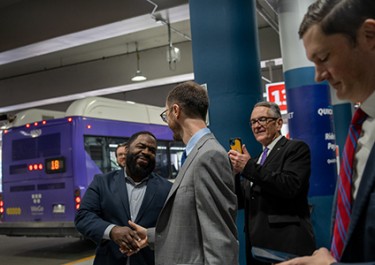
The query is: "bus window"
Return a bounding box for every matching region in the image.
[84,136,127,174]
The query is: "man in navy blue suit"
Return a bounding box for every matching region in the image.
[75,131,172,265]
[279,0,375,264]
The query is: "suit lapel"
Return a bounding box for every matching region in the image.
[165,133,213,203]
[347,143,375,242]
[115,169,131,219]
[262,136,287,166]
[135,175,156,222]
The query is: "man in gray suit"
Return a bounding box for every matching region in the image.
[125,81,239,265]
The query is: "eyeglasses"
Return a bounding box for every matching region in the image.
[160,109,170,123]
[249,116,278,127]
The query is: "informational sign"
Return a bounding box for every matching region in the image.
[266,82,289,137]
[266,82,287,112]
[287,84,337,196]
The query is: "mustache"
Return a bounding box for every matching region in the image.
[135,153,151,162]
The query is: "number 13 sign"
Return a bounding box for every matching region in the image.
[266,82,287,112]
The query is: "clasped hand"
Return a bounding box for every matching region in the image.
[116,221,148,256]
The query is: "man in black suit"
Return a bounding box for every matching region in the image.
[75,131,172,265]
[228,101,316,265]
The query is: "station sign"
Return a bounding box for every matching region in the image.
[266,82,287,112]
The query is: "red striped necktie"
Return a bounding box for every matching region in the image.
[331,108,367,260]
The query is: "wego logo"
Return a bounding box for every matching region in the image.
[31,193,42,204]
[30,205,44,215]
[31,194,44,215]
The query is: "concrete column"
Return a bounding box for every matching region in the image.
[189,1,262,264]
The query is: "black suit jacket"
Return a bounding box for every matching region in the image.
[236,136,316,258]
[75,169,172,265]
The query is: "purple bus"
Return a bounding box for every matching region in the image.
[0,97,183,237]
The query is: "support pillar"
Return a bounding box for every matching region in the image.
[189,1,263,264]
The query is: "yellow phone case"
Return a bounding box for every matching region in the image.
[230,137,242,153]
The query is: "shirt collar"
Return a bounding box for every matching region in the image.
[185,127,211,156]
[360,90,375,119]
[265,134,283,151]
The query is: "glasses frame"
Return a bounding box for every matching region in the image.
[249,116,278,127]
[160,109,169,123]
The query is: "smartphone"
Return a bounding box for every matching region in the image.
[251,246,298,263]
[229,137,243,153]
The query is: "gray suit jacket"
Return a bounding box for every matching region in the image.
[148,133,239,265]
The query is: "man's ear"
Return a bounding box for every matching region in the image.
[276,118,283,130]
[172,103,181,119]
[362,19,375,50]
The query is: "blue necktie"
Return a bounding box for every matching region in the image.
[259,147,269,165]
[181,150,187,166]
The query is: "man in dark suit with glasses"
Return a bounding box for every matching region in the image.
[228,101,316,265]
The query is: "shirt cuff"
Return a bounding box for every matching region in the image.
[103,224,116,240]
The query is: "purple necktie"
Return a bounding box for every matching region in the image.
[259,147,269,165]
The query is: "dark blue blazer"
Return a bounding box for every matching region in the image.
[338,143,375,264]
[75,169,172,265]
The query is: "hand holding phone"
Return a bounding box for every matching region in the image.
[229,137,243,153]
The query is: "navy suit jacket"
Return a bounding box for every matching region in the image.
[337,143,375,264]
[236,136,316,257]
[75,169,172,265]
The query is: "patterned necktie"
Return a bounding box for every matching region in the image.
[259,147,269,165]
[331,108,367,260]
[181,150,187,166]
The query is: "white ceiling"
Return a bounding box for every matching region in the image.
[0,0,281,114]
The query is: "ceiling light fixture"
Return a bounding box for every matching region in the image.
[131,42,147,82]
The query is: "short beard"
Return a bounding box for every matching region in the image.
[126,153,155,180]
[170,121,183,141]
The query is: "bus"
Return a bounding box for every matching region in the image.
[0,97,184,237]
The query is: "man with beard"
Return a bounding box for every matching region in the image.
[75,131,172,265]
[125,81,239,264]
